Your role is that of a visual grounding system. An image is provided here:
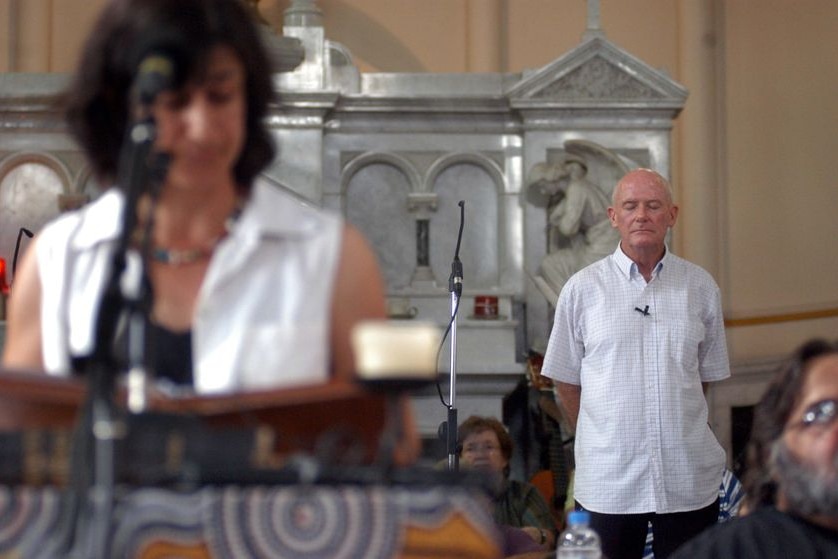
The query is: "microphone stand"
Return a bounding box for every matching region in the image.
[68,114,162,559]
[445,201,465,471]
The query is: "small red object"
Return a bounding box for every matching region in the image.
[0,258,8,295]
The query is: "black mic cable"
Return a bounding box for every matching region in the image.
[12,227,33,281]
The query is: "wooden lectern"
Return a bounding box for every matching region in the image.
[0,368,389,486]
[0,371,506,559]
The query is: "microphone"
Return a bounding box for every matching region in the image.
[634,305,650,317]
[129,32,188,108]
[123,37,185,174]
[134,52,178,106]
[448,201,465,297]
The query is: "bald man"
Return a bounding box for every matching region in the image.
[541,169,730,559]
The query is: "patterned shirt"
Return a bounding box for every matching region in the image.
[494,479,556,534]
[542,245,730,514]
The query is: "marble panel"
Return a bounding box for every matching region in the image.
[346,162,415,289]
[429,162,499,290]
[0,158,66,265]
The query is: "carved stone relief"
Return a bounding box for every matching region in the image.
[527,139,638,302]
[536,56,662,100]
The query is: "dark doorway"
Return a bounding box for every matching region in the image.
[731,405,755,480]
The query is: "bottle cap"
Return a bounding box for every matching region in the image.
[568,510,591,526]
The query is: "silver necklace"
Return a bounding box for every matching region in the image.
[140,205,242,266]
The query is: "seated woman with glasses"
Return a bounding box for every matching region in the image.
[458,415,557,551]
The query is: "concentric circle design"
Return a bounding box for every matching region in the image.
[0,485,503,557]
[110,488,206,557]
[208,486,403,558]
[0,486,66,557]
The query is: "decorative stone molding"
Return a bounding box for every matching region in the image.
[340,151,422,196]
[536,56,660,100]
[424,152,506,195]
[508,36,687,113]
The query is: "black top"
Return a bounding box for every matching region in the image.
[671,506,838,559]
[148,322,193,386]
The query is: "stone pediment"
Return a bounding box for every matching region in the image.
[508,36,687,108]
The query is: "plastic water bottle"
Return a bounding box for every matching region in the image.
[556,510,602,559]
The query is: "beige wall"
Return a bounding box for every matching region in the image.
[3,0,838,361]
[260,1,680,76]
[0,0,107,72]
[722,0,838,356]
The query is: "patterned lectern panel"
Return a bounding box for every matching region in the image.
[0,485,503,559]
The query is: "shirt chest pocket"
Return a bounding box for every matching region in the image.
[664,313,706,371]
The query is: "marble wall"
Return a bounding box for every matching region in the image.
[0,29,686,436]
[7,23,778,451]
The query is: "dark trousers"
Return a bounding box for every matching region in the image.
[575,498,719,559]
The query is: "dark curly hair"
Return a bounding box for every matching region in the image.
[741,339,838,512]
[63,0,275,194]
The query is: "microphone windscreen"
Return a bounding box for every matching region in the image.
[130,31,191,105]
[135,53,177,105]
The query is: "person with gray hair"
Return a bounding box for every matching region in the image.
[541,168,731,559]
[672,339,838,558]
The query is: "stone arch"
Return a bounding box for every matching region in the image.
[424,152,506,195]
[0,151,73,192]
[425,152,505,289]
[0,152,73,274]
[340,151,422,199]
[341,152,422,290]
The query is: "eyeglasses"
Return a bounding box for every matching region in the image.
[461,443,500,455]
[788,398,837,431]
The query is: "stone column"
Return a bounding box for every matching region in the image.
[15,0,51,71]
[0,2,12,72]
[466,0,503,72]
[280,0,325,90]
[583,0,604,40]
[677,0,723,280]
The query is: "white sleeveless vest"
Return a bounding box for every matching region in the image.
[37,181,342,394]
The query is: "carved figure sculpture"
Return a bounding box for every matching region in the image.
[528,140,629,303]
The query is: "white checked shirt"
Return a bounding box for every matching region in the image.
[542,245,730,514]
